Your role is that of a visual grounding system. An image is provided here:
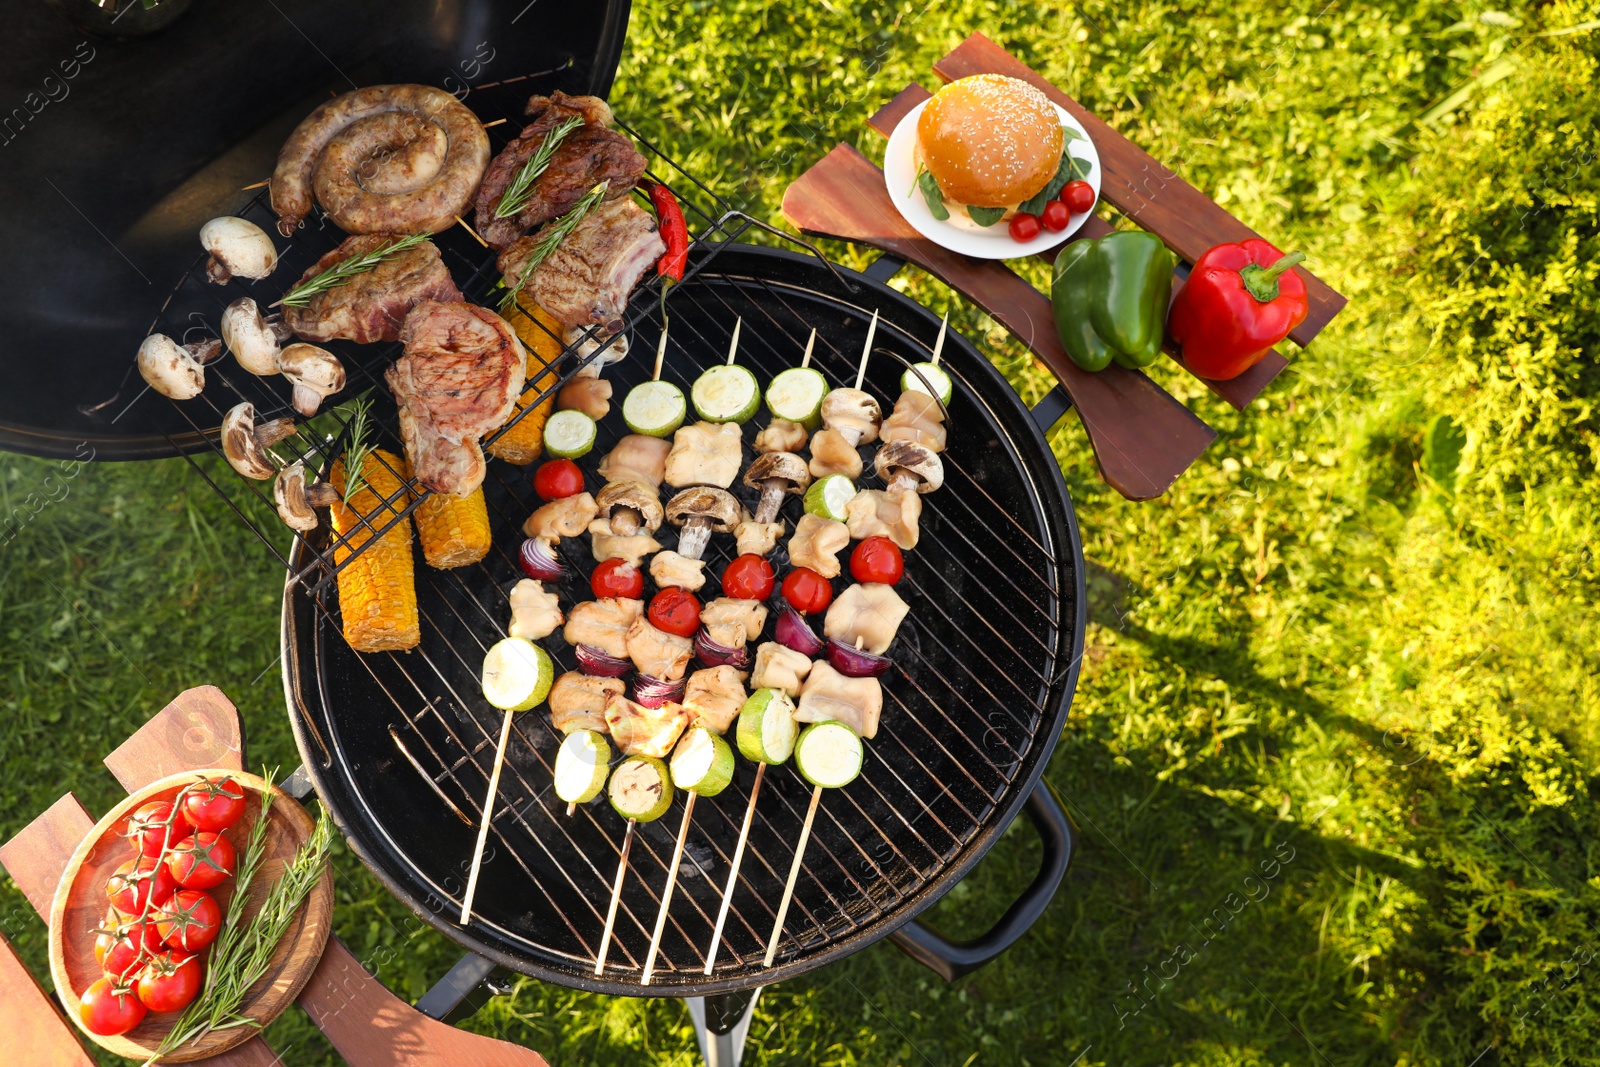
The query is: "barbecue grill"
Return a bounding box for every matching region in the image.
[3,0,1083,1058]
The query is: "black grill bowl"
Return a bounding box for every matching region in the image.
[283,244,1085,996]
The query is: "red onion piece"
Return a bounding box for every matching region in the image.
[774,606,823,657]
[694,628,750,668]
[825,638,892,678]
[633,672,686,708]
[575,643,631,677]
[519,537,563,582]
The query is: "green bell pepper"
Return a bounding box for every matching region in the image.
[1051,230,1175,372]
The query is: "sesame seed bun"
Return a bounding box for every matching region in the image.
[916,74,1063,210]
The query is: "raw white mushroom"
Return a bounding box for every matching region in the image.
[220,402,297,480]
[220,297,286,376]
[201,216,279,284]
[277,343,346,416]
[136,333,205,400]
[274,461,341,532]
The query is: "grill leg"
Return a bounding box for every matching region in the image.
[685,988,762,1067]
[416,952,513,1024]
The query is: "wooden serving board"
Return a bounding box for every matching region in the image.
[47,769,334,1064]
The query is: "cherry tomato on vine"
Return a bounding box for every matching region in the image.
[136,951,203,1014]
[721,554,774,601]
[781,567,834,615]
[647,588,701,638]
[1040,200,1071,233]
[850,537,904,585]
[166,832,235,890]
[80,977,147,1036]
[533,459,584,501]
[107,856,176,916]
[126,801,190,859]
[96,920,161,981]
[179,777,246,833]
[1060,180,1095,214]
[156,890,221,953]
[1008,212,1041,242]
[590,559,644,600]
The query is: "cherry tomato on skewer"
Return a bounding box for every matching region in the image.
[647,588,701,638]
[590,558,645,600]
[179,777,246,833]
[781,567,834,615]
[79,977,146,1036]
[721,554,775,601]
[850,537,904,585]
[533,459,585,501]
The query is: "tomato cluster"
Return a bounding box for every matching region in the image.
[80,775,247,1037]
[1008,180,1097,243]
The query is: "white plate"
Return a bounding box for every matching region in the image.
[882,100,1101,260]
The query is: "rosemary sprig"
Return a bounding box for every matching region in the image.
[498,180,611,313]
[337,395,375,503]
[146,798,334,1065]
[277,233,430,309]
[495,115,584,220]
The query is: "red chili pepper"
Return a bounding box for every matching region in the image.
[1167,240,1309,381]
[647,182,689,283]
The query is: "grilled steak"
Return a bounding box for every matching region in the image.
[474,91,649,250]
[386,301,526,496]
[284,234,462,344]
[497,197,666,331]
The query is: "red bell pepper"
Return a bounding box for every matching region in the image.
[1167,240,1309,381]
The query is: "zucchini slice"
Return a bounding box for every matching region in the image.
[794,722,863,788]
[481,638,554,712]
[554,729,612,804]
[803,475,855,522]
[670,726,736,797]
[608,755,674,821]
[736,688,798,765]
[542,409,598,459]
[691,365,762,424]
[622,380,687,438]
[766,367,829,429]
[900,363,953,406]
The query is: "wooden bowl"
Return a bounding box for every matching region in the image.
[48,769,334,1062]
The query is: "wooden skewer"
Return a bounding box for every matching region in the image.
[704,761,766,974]
[241,179,270,191]
[483,117,508,128]
[727,316,742,365]
[764,782,824,967]
[594,819,637,975]
[456,215,489,248]
[641,790,699,984]
[654,322,669,381]
[931,312,948,367]
[855,310,878,390]
[566,801,577,816]
[459,708,516,925]
[801,328,816,370]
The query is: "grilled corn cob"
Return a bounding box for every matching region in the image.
[415,486,491,569]
[489,302,564,465]
[331,448,420,652]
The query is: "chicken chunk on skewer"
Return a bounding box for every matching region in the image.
[699,598,768,652]
[824,583,909,656]
[588,517,662,566]
[548,672,623,734]
[880,390,947,453]
[557,376,613,420]
[749,641,812,697]
[508,579,563,641]
[604,692,689,758]
[807,428,863,480]
[795,661,883,740]
[625,617,694,681]
[681,666,748,735]
[650,550,706,591]
[845,488,922,551]
[599,433,672,489]
[735,520,784,558]
[664,421,743,489]
[522,491,599,540]
[563,597,642,660]
[754,418,808,454]
[788,514,851,579]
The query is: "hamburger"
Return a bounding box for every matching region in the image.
[914,74,1066,226]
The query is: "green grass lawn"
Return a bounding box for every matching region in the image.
[6,0,1600,1064]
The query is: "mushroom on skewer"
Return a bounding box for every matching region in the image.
[220,402,298,481]
[595,479,663,538]
[664,485,741,562]
[732,450,811,559]
[874,440,944,496]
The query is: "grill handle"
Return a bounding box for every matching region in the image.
[887,779,1075,982]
